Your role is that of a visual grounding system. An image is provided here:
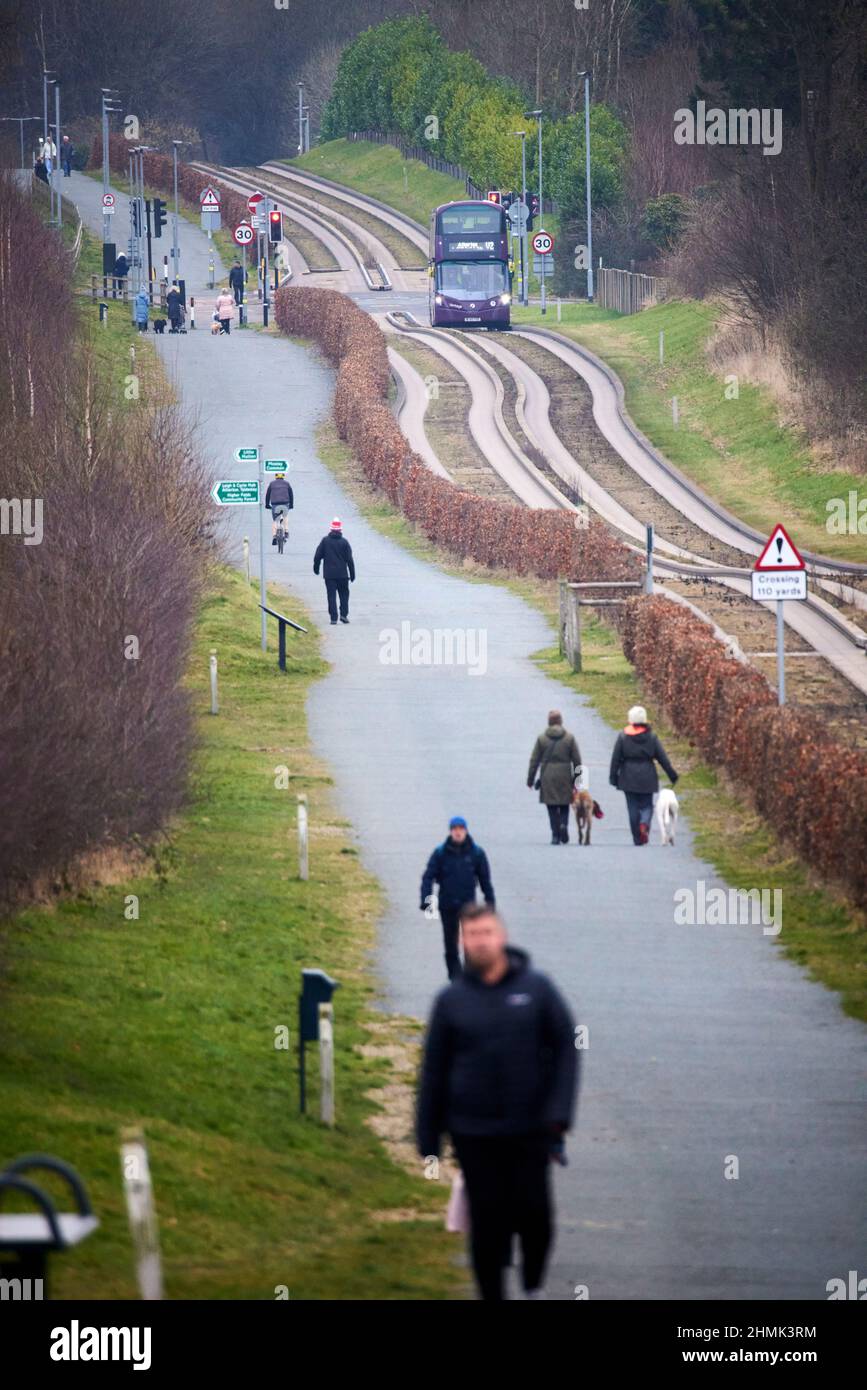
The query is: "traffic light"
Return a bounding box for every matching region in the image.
[152,198,167,238]
[268,209,283,243]
[528,193,540,229]
[501,191,515,210]
[131,200,140,236]
[485,190,501,204]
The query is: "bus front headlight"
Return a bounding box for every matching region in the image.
[434,294,444,305]
[500,293,511,305]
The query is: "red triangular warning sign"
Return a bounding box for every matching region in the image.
[754,523,805,571]
[199,186,221,210]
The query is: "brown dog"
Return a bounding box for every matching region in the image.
[571,788,594,845]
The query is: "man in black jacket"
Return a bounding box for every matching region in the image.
[228,260,246,305]
[264,473,294,545]
[420,816,495,980]
[313,518,355,624]
[609,703,678,845]
[417,904,578,1301]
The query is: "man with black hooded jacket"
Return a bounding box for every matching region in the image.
[417,904,577,1301]
[420,816,495,980]
[313,517,355,624]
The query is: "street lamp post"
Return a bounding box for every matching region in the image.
[42,70,55,220]
[511,130,528,307]
[0,116,41,177]
[577,71,594,301]
[525,108,544,312]
[297,83,304,156]
[171,140,183,282]
[101,88,121,247]
[302,106,310,154]
[52,80,61,226]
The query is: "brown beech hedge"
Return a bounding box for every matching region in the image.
[274,284,867,908]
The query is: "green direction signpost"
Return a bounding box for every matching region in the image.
[264,460,289,472]
[234,446,259,463]
[211,479,260,505]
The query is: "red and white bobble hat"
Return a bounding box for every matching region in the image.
[330,517,342,530]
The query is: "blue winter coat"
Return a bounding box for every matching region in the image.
[134,291,149,325]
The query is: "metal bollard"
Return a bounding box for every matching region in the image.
[99,303,108,326]
[209,649,218,715]
[208,256,214,289]
[189,296,195,330]
[297,794,309,881]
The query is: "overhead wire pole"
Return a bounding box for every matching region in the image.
[297,83,304,155]
[52,80,61,226]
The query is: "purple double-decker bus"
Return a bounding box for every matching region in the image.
[429,200,511,328]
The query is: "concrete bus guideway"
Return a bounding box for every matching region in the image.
[386,311,867,695]
[71,164,867,1303]
[266,164,867,590]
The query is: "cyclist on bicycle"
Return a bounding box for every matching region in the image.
[264,473,294,545]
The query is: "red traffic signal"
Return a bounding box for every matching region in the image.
[268,209,283,243]
[485,190,501,204]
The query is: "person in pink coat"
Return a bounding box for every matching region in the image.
[214,288,235,335]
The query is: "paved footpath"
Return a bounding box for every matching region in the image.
[74,177,867,1301]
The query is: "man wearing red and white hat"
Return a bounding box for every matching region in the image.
[313,517,356,625]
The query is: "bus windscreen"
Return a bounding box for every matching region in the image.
[437,261,509,299]
[439,206,504,235]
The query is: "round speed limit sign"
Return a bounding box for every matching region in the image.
[532,229,554,255]
[233,222,255,246]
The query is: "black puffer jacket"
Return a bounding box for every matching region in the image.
[420,834,494,912]
[313,531,355,581]
[416,947,578,1157]
[609,724,677,795]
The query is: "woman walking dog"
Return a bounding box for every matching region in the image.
[527,711,583,844]
[609,705,678,846]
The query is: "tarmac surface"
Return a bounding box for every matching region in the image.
[71,171,867,1301]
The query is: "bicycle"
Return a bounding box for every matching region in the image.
[275,510,289,555]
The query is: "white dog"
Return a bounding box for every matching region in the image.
[656,787,679,845]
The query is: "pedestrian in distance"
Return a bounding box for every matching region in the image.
[417,903,578,1302]
[229,260,246,305]
[420,816,495,981]
[133,288,150,333]
[609,704,678,846]
[112,252,129,297]
[34,156,49,185]
[60,135,74,176]
[313,518,355,625]
[527,710,583,844]
[264,472,293,545]
[214,287,235,335]
[166,285,184,333]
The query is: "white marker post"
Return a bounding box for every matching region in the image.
[319,1002,334,1127]
[243,535,250,584]
[259,443,266,648]
[209,648,218,714]
[297,793,309,881]
[120,1127,163,1301]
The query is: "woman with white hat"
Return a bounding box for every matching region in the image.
[609,705,678,845]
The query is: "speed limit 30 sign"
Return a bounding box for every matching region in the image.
[233,222,255,246]
[532,229,554,255]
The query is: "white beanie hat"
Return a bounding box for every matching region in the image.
[628,705,647,725]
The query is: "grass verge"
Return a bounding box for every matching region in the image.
[315,417,867,1023]
[0,565,462,1298]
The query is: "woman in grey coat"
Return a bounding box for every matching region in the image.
[527,710,582,844]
